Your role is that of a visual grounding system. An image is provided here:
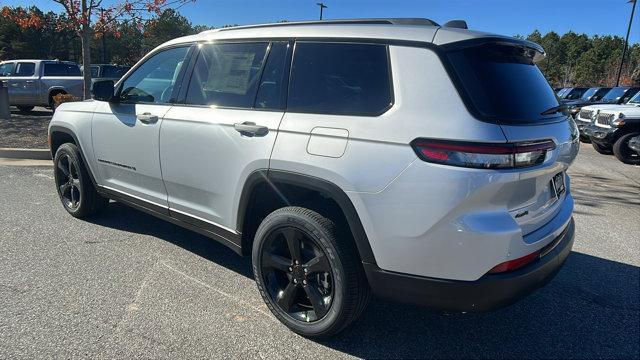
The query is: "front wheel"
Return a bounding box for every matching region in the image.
[613,133,640,165]
[54,143,109,218]
[592,141,613,155]
[252,206,370,338]
[579,134,591,143]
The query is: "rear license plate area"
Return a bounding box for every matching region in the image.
[551,172,566,198]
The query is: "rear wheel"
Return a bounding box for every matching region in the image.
[54,143,108,218]
[592,141,613,155]
[613,133,640,165]
[252,206,370,338]
[16,105,34,113]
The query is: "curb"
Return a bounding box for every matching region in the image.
[0,148,52,160]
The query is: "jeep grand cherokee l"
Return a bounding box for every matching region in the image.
[48,18,578,338]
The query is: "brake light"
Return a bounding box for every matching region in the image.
[411,139,555,169]
[488,250,540,274]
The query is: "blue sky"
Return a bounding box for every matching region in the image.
[2,0,638,43]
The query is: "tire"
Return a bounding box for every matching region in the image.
[613,132,640,165]
[53,143,109,218]
[579,134,591,143]
[591,141,613,155]
[16,105,34,113]
[252,206,370,338]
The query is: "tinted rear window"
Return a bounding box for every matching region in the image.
[44,63,81,76]
[287,42,393,116]
[448,44,559,122]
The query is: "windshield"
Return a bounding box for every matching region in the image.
[564,88,588,100]
[580,88,598,101]
[628,92,640,104]
[602,88,627,102]
[448,43,559,123]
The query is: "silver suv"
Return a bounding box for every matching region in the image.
[48,19,579,338]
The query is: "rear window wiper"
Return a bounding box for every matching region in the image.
[541,101,606,115]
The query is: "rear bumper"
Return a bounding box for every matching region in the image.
[364,218,575,312]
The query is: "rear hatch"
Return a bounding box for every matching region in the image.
[445,40,579,236]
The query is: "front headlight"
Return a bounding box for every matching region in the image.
[611,114,625,127]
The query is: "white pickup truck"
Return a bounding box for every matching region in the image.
[0,60,83,112]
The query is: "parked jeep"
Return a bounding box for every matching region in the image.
[573,87,640,143]
[0,60,83,112]
[558,87,589,102]
[48,18,578,337]
[564,87,611,118]
[583,92,640,164]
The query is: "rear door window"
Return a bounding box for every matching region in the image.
[15,62,36,77]
[44,63,81,76]
[287,42,393,116]
[185,42,269,108]
[448,43,560,123]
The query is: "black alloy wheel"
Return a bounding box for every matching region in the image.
[252,206,370,338]
[260,226,333,322]
[55,152,82,211]
[53,143,109,218]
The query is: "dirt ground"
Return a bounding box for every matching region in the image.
[0,107,52,148]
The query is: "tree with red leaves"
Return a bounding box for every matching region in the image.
[2,1,194,99]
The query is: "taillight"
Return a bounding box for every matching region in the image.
[410,139,555,169]
[488,250,540,274]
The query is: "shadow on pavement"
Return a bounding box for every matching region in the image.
[89,202,639,359]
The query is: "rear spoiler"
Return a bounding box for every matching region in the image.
[439,36,547,63]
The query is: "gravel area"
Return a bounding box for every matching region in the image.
[0,107,52,148]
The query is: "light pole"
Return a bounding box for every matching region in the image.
[616,0,637,86]
[317,3,327,20]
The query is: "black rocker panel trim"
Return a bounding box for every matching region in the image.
[237,169,377,264]
[97,186,243,255]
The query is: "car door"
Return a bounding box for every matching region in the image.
[8,61,37,105]
[92,45,193,208]
[160,41,291,231]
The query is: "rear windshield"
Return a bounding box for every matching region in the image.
[448,43,559,123]
[44,63,81,76]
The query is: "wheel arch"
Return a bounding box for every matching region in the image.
[49,125,99,188]
[237,169,377,265]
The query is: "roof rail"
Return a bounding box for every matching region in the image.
[215,18,440,32]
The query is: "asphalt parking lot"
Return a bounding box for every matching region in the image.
[0,144,638,359]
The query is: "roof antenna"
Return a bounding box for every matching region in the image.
[443,20,468,29]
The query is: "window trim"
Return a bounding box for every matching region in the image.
[133,36,563,125]
[13,62,36,77]
[114,44,195,105]
[286,40,395,117]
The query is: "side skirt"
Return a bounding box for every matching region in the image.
[97,186,243,255]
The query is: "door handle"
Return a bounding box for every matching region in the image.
[137,112,158,124]
[234,122,268,137]
[25,80,35,83]
[11,83,18,87]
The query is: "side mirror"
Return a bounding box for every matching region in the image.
[91,80,115,102]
